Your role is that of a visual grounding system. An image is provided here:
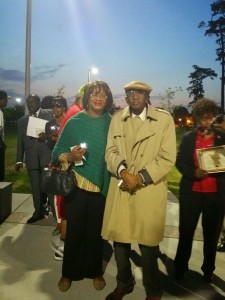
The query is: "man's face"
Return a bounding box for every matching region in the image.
[0,98,8,109]
[27,97,40,114]
[125,89,149,115]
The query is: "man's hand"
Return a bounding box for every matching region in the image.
[120,170,144,193]
[38,132,47,141]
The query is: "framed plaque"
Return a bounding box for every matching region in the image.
[197,146,225,173]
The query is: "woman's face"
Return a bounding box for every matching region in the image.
[198,113,215,129]
[87,87,107,116]
[52,102,66,117]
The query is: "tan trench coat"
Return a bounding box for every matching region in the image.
[101,106,176,246]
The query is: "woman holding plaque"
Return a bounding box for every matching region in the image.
[174,98,225,283]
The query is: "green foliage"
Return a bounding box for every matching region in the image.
[3,105,24,122]
[4,123,31,193]
[168,165,181,198]
[187,64,217,105]
[199,0,225,108]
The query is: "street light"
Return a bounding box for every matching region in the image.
[25,0,32,115]
[88,67,98,83]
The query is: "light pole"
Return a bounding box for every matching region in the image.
[88,67,98,83]
[25,0,32,114]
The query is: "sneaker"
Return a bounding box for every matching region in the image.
[54,251,63,261]
[54,247,64,260]
[217,243,225,252]
[52,228,61,236]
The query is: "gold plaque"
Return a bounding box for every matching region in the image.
[197,146,225,173]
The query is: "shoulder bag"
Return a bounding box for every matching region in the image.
[40,161,76,196]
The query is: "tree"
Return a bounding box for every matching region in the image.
[199,0,225,109]
[3,105,24,123]
[55,84,66,96]
[173,105,192,128]
[159,86,182,113]
[187,65,217,105]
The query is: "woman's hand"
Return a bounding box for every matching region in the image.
[194,168,208,179]
[67,145,87,163]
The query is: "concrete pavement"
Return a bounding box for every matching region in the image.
[0,191,225,300]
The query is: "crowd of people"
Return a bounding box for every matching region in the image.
[1,80,225,300]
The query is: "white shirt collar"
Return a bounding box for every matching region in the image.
[131,107,146,121]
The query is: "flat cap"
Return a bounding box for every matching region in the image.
[124,81,153,93]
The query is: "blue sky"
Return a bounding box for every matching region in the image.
[0,0,221,108]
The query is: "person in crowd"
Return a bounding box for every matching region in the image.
[174,98,225,283]
[52,90,84,261]
[0,90,10,181]
[58,88,83,133]
[51,80,113,292]
[15,93,53,223]
[38,96,68,221]
[41,95,54,109]
[217,218,225,252]
[101,81,176,300]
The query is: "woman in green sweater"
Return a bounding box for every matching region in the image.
[52,81,113,293]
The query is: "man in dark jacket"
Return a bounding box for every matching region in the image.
[0,90,10,181]
[15,93,53,223]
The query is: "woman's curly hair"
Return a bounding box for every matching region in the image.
[192,98,219,122]
[82,80,113,113]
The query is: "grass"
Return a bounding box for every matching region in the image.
[4,123,182,197]
[5,123,31,193]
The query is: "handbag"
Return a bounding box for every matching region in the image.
[40,161,76,196]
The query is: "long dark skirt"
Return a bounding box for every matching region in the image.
[62,187,105,281]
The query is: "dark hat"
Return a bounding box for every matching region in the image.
[124,81,153,93]
[0,90,11,100]
[52,96,67,109]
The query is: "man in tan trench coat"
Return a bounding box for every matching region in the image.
[102,81,176,300]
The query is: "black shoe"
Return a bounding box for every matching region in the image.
[217,243,225,252]
[105,286,134,300]
[203,273,213,283]
[174,269,185,280]
[174,268,187,280]
[27,215,45,224]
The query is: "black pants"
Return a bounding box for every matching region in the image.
[0,141,6,181]
[174,191,225,275]
[27,169,47,217]
[62,187,105,280]
[113,242,162,297]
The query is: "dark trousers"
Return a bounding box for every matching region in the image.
[113,242,162,297]
[174,191,225,275]
[0,144,5,181]
[62,187,105,280]
[27,169,47,217]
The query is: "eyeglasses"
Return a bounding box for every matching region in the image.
[52,102,64,108]
[90,93,107,100]
[126,90,146,97]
